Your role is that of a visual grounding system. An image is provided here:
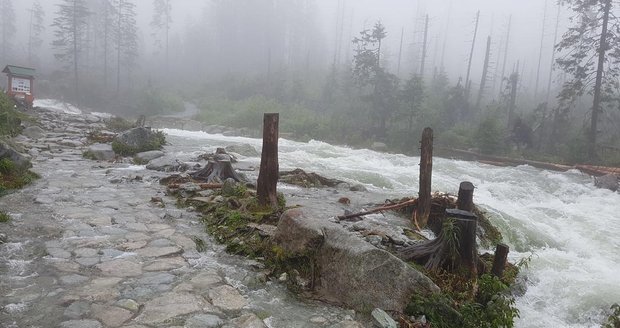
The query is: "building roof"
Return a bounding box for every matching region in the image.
[2,65,36,79]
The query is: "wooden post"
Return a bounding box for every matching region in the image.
[415,127,433,229]
[447,209,478,279]
[457,181,475,212]
[492,244,510,278]
[257,113,280,208]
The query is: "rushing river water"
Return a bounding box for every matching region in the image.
[163,128,620,328]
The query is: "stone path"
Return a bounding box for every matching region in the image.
[0,108,362,328]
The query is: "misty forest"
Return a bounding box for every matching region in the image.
[1,1,620,328]
[0,0,618,164]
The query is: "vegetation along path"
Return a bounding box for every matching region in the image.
[0,107,360,328]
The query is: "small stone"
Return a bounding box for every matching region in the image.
[184,314,224,328]
[208,285,248,312]
[371,308,397,328]
[115,299,140,312]
[91,304,133,327]
[278,273,288,282]
[120,240,148,251]
[228,313,267,328]
[75,257,100,267]
[59,319,102,328]
[189,271,223,289]
[64,301,91,319]
[74,248,98,258]
[47,247,72,259]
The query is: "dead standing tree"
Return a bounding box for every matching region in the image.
[257,113,280,208]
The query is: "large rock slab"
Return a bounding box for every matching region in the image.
[208,285,248,312]
[274,209,439,312]
[113,127,163,155]
[0,141,32,170]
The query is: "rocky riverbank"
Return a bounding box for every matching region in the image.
[0,107,365,328]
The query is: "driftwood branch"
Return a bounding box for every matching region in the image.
[167,183,223,190]
[337,199,418,221]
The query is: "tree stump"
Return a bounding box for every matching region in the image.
[257,113,279,208]
[415,127,433,229]
[457,181,475,212]
[190,149,243,183]
[491,244,510,278]
[401,209,478,278]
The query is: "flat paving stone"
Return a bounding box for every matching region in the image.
[135,292,205,325]
[91,304,133,327]
[96,259,142,277]
[208,285,248,312]
[143,257,187,271]
[136,246,182,258]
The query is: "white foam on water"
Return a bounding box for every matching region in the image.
[165,128,620,327]
[33,99,83,115]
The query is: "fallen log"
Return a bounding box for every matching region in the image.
[337,198,418,221]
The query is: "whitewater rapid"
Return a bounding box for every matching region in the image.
[163,128,620,328]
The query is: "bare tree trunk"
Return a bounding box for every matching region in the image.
[546,2,562,103]
[415,127,433,229]
[499,16,512,96]
[397,27,404,76]
[73,0,79,102]
[420,15,429,76]
[590,0,611,159]
[476,36,491,109]
[465,11,480,98]
[534,0,548,100]
[257,113,280,208]
[507,64,519,128]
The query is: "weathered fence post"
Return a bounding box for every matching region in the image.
[415,127,433,229]
[457,181,475,212]
[492,243,510,278]
[257,113,279,208]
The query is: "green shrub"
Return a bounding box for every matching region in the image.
[105,116,134,133]
[406,273,519,328]
[0,211,10,223]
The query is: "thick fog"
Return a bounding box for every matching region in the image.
[3,0,565,90]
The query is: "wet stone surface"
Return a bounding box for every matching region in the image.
[0,107,367,328]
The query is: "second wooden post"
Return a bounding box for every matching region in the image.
[257,113,280,208]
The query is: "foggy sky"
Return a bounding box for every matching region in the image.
[7,0,568,90]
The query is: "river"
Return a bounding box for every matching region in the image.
[163,128,620,328]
